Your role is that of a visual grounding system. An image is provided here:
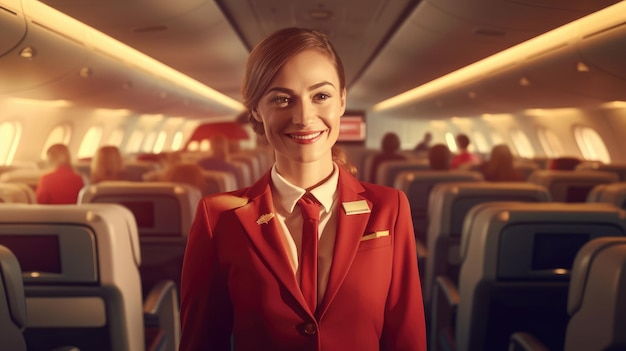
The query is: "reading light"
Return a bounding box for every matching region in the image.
[519,77,531,87]
[79,67,92,78]
[19,46,35,59]
[576,62,590,72]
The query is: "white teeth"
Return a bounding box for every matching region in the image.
[290,131,322,140]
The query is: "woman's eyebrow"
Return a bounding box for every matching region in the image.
[265,81,336,96]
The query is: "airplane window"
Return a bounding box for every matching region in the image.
[126,130,145,153]
[445,132,458,152]
[187,140,199,151]
[537,127,563,158]
[171,131,184,151]
[142,131,157,153]
[153,131,167,153]
[574,126,611,163]
[108,128,124,147]
[41,124,71,160]
[510,129,535,159]
[77,126,103,158]
[200,139,210,152]
[0,121,21,165]
[471,131,490,153]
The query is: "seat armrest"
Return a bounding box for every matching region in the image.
[436,275,459,310]
[509,332,551,351]
[143,280,180,351]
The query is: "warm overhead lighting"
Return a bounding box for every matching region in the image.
[601,101,626,109]
[309,9,333,20]
[22,0,245,113]
[373,1,626,112]
[19,46,35,59]
[576,62,590,72]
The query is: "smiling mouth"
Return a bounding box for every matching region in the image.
[288,131,324,140]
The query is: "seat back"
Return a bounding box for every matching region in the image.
[455,202,626,351]
[375,159,429,187]
[78,181,201,294]
[576,162,626,181]
[587,182,626,210]
[394,170,483,244]
[0,183,36,203]
[565,237,626,351]
[0,244,27,351]
[0,204,144,351]
[528,170,618,202]
[424,182,551,305]
[0,168,47,191]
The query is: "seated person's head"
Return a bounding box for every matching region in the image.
[429,144,451,170]
[91,146,125,183]
[381,132,401,154]
[46,144,72,168]
[455,134,470,151]
[162,163,207,194]
[489,144,514,168]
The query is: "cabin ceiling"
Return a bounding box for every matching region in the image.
[1,0,624,119]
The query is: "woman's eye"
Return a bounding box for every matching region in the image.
[271,96,290,105]
[314,93,331,101]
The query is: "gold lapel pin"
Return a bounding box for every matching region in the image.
[256,212,275,225]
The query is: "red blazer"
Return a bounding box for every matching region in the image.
[179,166,427,350]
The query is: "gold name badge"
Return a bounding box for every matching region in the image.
[342,200,371,215]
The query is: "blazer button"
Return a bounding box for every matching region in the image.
[302,323,317,335]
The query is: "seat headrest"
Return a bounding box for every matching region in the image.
[0,245,27,328]
[567,237,626,315]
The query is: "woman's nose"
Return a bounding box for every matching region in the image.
[293,101,313,126]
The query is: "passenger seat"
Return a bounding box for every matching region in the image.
[0,204,180,351]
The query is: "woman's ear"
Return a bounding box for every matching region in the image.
[251,109,262,122]
[339,88,347,116]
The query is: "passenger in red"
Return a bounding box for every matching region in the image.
[36,144,84,204]
[450,133,481,169]
[479,144,525,181]
[180,27,427,351]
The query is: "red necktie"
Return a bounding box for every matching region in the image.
[297,194,320,312]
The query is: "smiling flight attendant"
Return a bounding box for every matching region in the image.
[179,27,427,350]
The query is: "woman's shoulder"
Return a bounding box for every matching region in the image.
[200,188,250,212]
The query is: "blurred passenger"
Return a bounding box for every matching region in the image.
[332,146,358,176]
[548,156,582,170]
[369,132,406,183]
[162,163,208,195]
[479,144,525,181]
[142,151,183,182]
[450,133,481,169]
[197,135,239,179]
[428,143,451,170]
[36,144,84,204]
[414,132,432,152]
[90,145,129,184]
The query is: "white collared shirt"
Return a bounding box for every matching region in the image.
[270,163,339,304]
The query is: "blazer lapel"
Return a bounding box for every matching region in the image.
[318,167,371,317]
[234,172,309,311]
